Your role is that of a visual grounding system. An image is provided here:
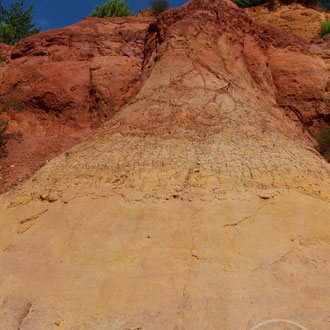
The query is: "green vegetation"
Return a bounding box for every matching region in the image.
[150,0,170,15]
[320,21,330,37]
[316,127,330,162]
[90,0,133,18]
[0,23,16,44]
[0,0,40,45]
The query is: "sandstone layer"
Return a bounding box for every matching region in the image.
[0,0,329,329]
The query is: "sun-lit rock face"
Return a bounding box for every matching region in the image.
[0,0,329,329]
[0,16,153,192]
[245,0,330,42]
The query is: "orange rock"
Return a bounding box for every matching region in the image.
[245,1,330,42]
[1,1,329,193]
[0,17,153,192]
[0,1,329,328]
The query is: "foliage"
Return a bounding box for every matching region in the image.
[0,0,40,44]
[150,0,170,15]
[316,127,330,162]
[0,23,16,44]
[320,21,330,37]
[90,0,133,18]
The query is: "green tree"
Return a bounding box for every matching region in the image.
[0,23,16,44]
[0,0,40,44]
[90,0,134,18]
[150,0,170,15]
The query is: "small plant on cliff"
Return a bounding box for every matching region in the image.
[0,0,40,44]
[150,0,170,15]
[90,0,134,17]
[316,127,330,162]
[320,21,330,37]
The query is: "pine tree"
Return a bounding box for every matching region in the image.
[0,23,16,44]
[0,0,40,44]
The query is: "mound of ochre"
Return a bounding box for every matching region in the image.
[0,0,329,329]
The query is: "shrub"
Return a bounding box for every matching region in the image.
[90,0,134,18]
[316,127,330,162]
[150,0,170,15]
[320,21,330,37]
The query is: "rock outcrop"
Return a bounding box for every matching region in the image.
[245,1,330,42]
[0,16,153,192]
[244,1,330,128]
[0,0,329,329]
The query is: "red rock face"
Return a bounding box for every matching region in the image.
[116,0,329,137]
[269,47,329,129]
[0,17,153,192]
[0,0,329,193]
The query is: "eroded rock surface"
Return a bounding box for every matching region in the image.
[0,0,329,329]
[245,1,330,42]
[0,17,153,192]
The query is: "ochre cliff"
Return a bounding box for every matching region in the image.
[0,17,153,192]
[245,0,330,42]
[0,0,329,329]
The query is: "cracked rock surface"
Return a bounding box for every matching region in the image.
[0,0,329,329]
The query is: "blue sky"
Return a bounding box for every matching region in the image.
[1,0,188,31]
